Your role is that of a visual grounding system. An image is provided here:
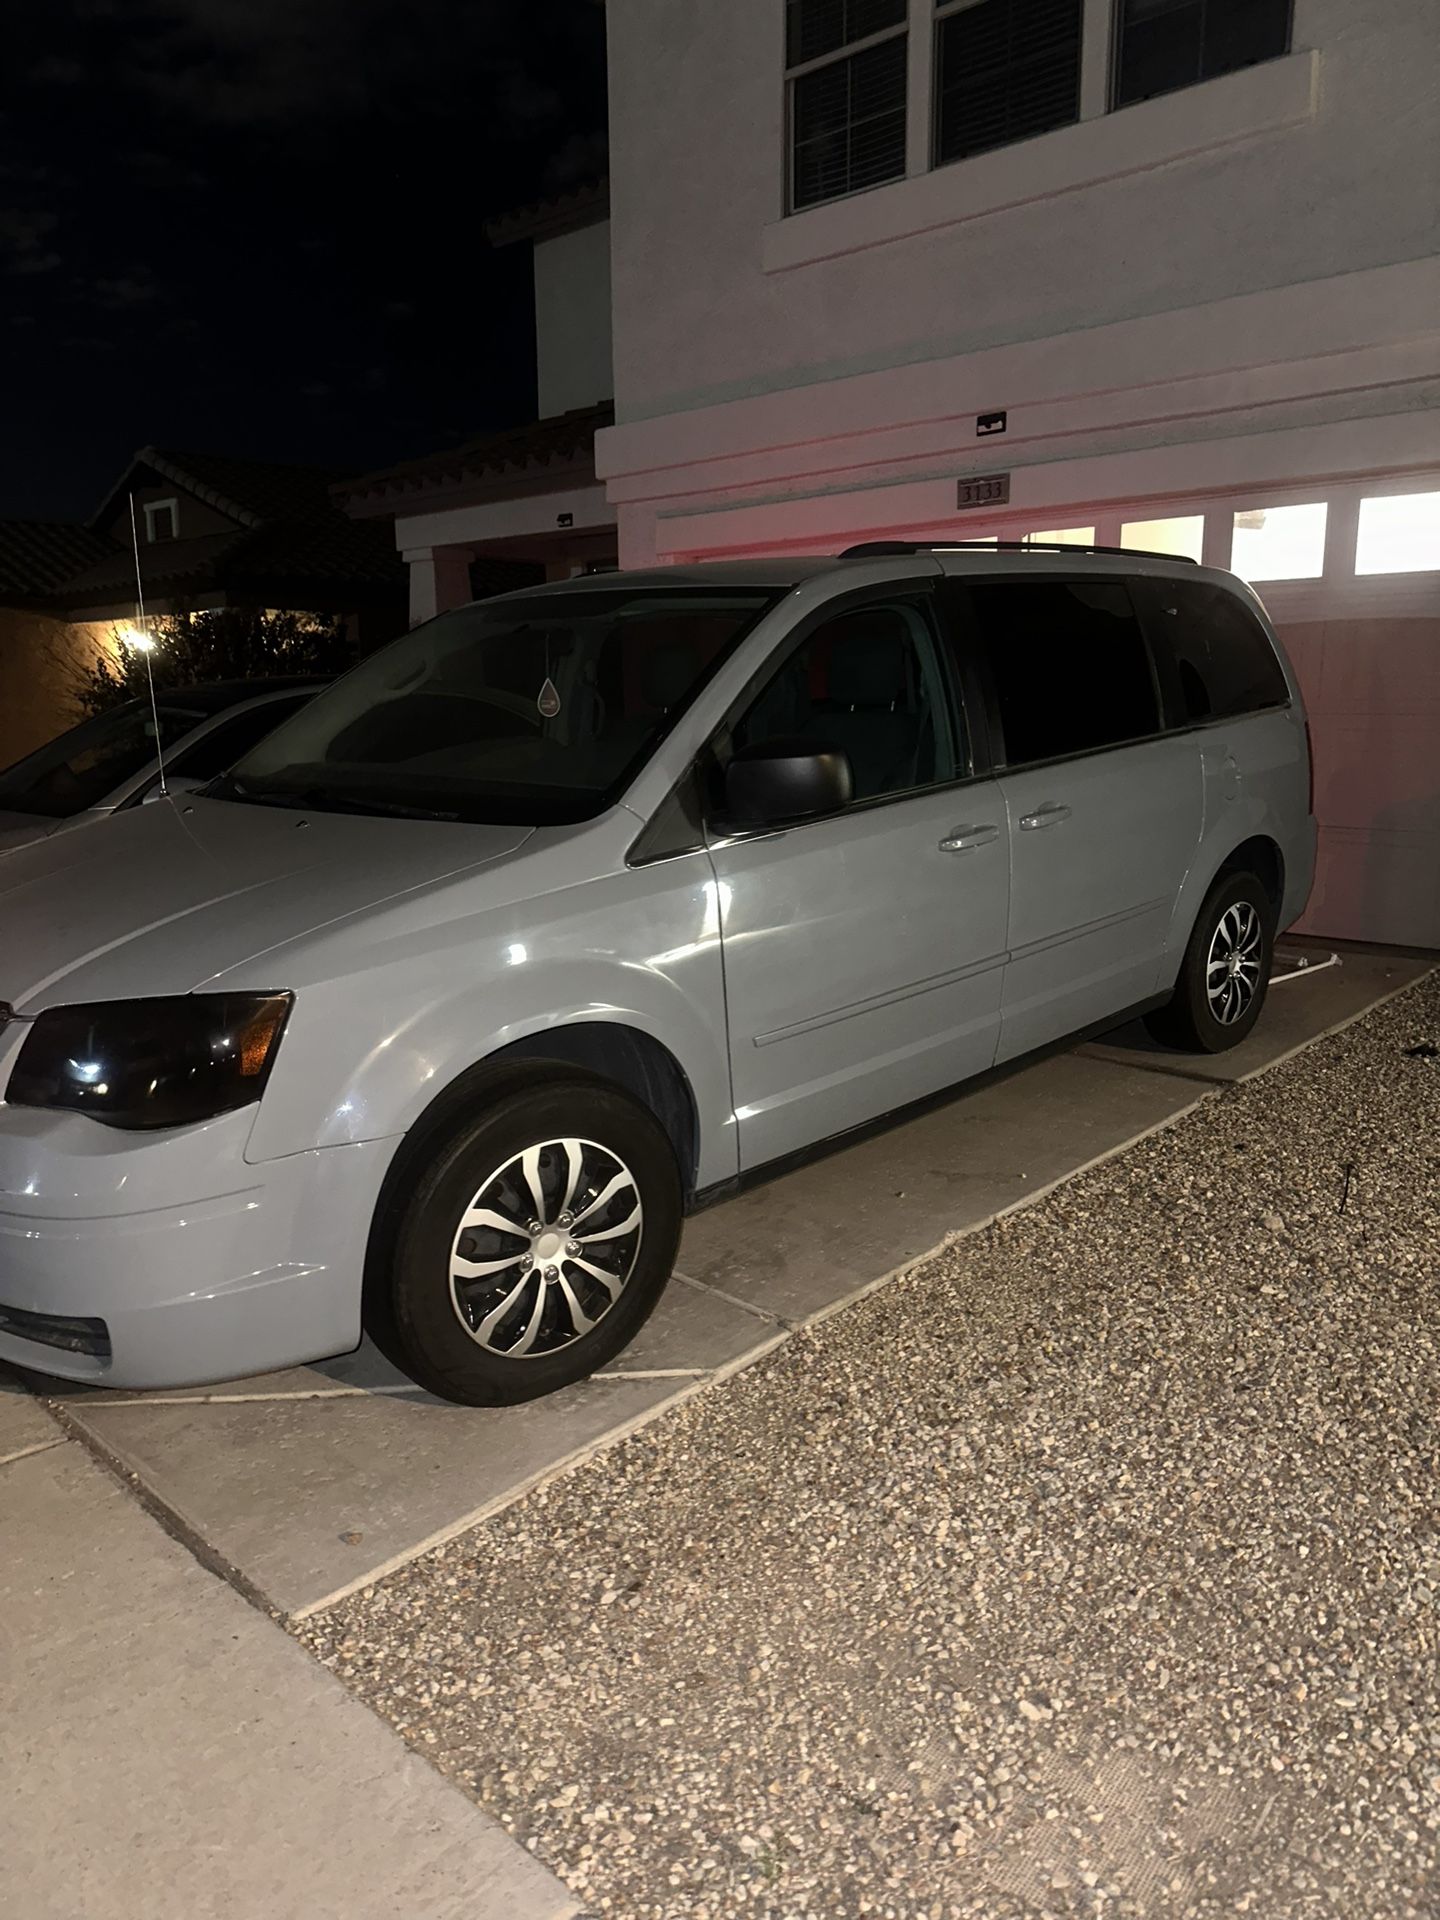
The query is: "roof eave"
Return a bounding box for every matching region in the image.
[87,446,265,536]
[484,177,610,248]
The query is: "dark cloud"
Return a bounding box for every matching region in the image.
[92,275,161,308]
[0,209,58,250]
[28,56,86,85]
[0,209,62,277]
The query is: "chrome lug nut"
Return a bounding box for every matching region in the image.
[566,1240,580,1255]
[544,1265,558,1281]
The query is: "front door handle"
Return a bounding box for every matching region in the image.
[939,823,999,853]
[1018,803,1072,830]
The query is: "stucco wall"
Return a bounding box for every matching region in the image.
[535,219,613,417]
[0,611,119,764]
[605,0,1439,423]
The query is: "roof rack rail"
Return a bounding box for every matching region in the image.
[839,539,1199,564]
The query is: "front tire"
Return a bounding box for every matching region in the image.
[377,1071,682,1405]
[1144,870,1274,1053]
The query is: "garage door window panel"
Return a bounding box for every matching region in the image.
[1354,491,1440,576]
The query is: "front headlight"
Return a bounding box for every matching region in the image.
[6,993,292,1130]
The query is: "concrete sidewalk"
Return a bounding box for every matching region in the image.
[0,1395,581,1920]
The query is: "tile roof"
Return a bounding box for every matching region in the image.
[335,401,614,508]
[222,508,410,592]
[484,177,609,247]
[0,520,118,601]
[51,532,247,603]
[37,447,406,613]
[90,447,353,535]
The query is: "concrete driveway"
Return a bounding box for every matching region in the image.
[13,939,1428,1623]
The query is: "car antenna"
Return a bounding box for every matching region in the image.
[127,490,168,798]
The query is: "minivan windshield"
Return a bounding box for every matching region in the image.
[213,586,778,825]
[0,699,207,819]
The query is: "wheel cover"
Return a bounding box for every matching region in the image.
[447,1138,643,1359]
[1206,900,1264,1026]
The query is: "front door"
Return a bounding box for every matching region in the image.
[707,589,1010,1172]
[958,572,1204,1060]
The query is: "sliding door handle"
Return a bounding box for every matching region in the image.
[939,823,999,853]
[1018,803,1072,831]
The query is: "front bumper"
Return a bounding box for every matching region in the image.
[0,1104,398,1389]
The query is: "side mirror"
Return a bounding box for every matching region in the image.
[723,738,852,830]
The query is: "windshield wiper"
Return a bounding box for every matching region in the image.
[204,776,459,822]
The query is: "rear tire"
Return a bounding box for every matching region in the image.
[375,1071,682,1406]
[1144,870,1274,1053]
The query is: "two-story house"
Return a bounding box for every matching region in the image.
[590,0,1439,948]
[337,180,619,620]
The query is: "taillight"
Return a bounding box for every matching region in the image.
[1304,719,1316,815]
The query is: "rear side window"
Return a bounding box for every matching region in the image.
[1149,581,1290,723]
[968,579,1160,766]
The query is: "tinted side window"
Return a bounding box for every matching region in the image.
[167,698,314,782]
[969,580,1159,766]
[731,600,963,803]
[1150,581,1290,723]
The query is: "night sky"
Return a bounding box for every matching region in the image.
[1,0,608,520]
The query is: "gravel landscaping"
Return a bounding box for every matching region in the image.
[303,975,1439,1920]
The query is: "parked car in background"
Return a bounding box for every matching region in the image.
[0,547,1315,1404]
[0,679,329,853]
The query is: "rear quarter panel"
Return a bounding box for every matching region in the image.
[1158,704,1315,980]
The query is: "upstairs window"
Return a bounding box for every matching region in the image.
[787,0,908,211]
[144,499,178,543]
[935,0,1082,168]
[1114,0,1292,108]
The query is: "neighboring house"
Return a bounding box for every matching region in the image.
[0,448,407,763]
[0,521,118,763]
[586,0,1439,949]
[337,180,618,624]
[50,447,406,641]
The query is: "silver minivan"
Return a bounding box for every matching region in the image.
[0,546,1315,1403]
